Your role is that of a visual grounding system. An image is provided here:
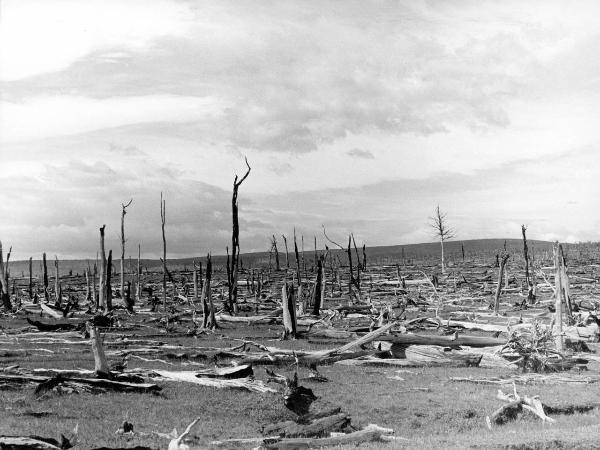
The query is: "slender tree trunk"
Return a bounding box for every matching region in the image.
[440,238,445,274]
[99,226,107,311]
[553,243,564,352]
[136,244,141,303]
[493,253,510,314]
[120,199,132,302]
[0,242,11,310]
[54,256,60,307]
[282,280,297,339]
[106,249,113,312]
[282,235,290,268]
[202,254,215,329]
[160,193,167,312]
[42,252,49,303]
[312,256,324,316]
[28,257,33,300]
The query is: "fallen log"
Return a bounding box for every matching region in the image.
[376,333,505,348]
[263,412,350,438]
[152,370,277,393]
[26,318,80,332]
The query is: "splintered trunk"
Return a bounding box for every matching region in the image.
[202,254,215,329]
[362,244,367,270]
[493,253,510,315]
[125,281,133,312]
[273,235,280,271]
[522,225,530,286]
[89,325,110,377]
[120,199,132,303]
[42,252,49,303]
[282,235,290,268]
[0,242,10,310]
[106,250,113,311]
[85,267,91,303]
[347,236,354,296]
[160,193,167,312]
[54,256,60,307]
[554,243,564,352]
[136,244,141,303]
[99,226,107,311]
[294,231,301,286]
[92,263,97,309]
[28,257,33,300]
[282,281,297,339]
[229,160,250,314]
[312,256,324,316]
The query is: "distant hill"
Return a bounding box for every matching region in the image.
[6,238,556,277]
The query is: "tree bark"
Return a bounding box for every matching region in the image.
[493,252,510,314]
[282,281,297,339]
[99,226,107,311]
[120,199,132,302]
[160,193,167,312]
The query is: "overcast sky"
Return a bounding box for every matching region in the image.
[2,0,600,259]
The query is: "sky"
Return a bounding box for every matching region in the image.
[2,0,600,260]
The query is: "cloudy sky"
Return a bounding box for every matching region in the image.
[2,0,600,259]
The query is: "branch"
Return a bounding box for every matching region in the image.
[322,225,344,250]
[234,156,251,187]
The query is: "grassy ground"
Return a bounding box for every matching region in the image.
[3,318,600,449]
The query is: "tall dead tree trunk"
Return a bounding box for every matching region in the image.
[120,199,132,301]
[28,257,33,300]
[54,256,60,307]
[229,158,251,314]
[99,226,107,311]
[85,266,91,304]
[42,252,49,303]
[522,225,530,286]
[0,242,11,310]
[272,235,280,271]
[106,250,113,311]
[282,280,297,339]
[554,242,564,352]
[136,244,141,303]
[362,244,367,270]
[294,230,301,286]
[493,252,510,315]
[312,255,324,316]
[430,205,455,275]
[160,193,167,312]
[202,254,215,329]
[282,234,290,268]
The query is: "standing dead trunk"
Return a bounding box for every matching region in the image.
[99,226,107,311]
[294,230,301,287]
[554,242,564,352]
[120,199,132,301]
[85,267,91,304]
[28,257,33,300]
[0,242,11,310]
[125,281,133,312]
[362,244,367,270]
[493,252,510,315]
[89,325,110,377]
[282,281,297,339]
[136,244,141,303]
[272,235,280,271]
[42,252,49,303]
[312,255,324,316]
[229,157,251,314]
[105,250,113,311]
[54,256,61,307]
[522,225,531,290]
[160,193,167,312]
[282,234,290,269]
[92,262,98,309]
[202,254,215,330]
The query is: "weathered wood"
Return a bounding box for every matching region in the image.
[376,333,505,348]
[493,252,510,314]
[282,281,297,339]
[90,326,110,376]
[98,226,107,311]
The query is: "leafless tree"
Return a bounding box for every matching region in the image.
[430,205,455,274]
[160,192,167,312]
[228,157,251,313]
[120,198,132,303]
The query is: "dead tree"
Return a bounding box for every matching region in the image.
[228,157,251,314]
[282,234,290,268]
[362,244,367,270]
[120,199,133,301]
[106,250,113,311]
[493,252,510,314]
[202,254,216,329]
[54,256,61,307]
[271,235,281,271]
[282,280,297,339]
[136,244,141,303]
[92,261,97,309]
[28,257,33,300]
[42,252,49,302]
[522,225,530,286]
[160,192,167,312]
[99,225,107,311]
[0,242,11,310]
[294,229,301,287]
[430,205,455,274]
[312,255,325,316]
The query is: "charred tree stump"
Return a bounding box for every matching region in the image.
[0,242,11,310]
[106,250,113,311]
[312,256,324,316]
[203,254,216,330]
[98,226,107,311]
[42,252,49,303]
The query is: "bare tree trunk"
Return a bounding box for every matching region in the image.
[120,199,132,301]
[0,242,11,310]
[136,244,141,303]
[294,230,301,286]
[282,234,290,268]
[42,252,49,303]
[522,225,530,286]
[282,280,297,339]
[272,235,280,271]
[99,225,107,311]
[54,256,60,307]
[89,325,110,377]
[28,257,33,300]
[440,238,445,274]
[229,158,251,314]
[160,193,167,312]
[85,266,91,304]
[106,249,113,311]
[202,254,215,329]
[553,242,564,352]
[493,252,510,314]
[312,255,324,316]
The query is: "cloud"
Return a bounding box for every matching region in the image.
[346,148,374,159]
